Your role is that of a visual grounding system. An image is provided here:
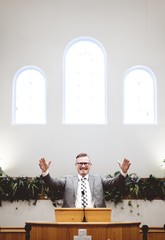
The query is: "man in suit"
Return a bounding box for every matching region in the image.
[39,153,131,208]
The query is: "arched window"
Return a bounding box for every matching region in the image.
[123,66,157,124]
[63,37,107,124]
[13,66,46,124]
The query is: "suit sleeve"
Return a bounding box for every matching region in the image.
[102,173,127,191]
[41,173,65,192]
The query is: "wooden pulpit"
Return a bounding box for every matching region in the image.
[25,208,141,240]
[55,208,111,222]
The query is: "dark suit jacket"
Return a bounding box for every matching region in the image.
[42,173,126,207]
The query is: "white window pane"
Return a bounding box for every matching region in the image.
[123,66,156,124]
[13,66,46,124]
[64,38,107,124]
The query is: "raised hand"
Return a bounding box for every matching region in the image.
[118,158,131,174]
[39,158,52,172]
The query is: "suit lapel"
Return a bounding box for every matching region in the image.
[73,176,79,196]
[89,175,94,196]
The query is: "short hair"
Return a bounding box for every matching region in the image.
[76,153,89,159]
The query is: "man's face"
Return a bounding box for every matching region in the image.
[75,156,92,177]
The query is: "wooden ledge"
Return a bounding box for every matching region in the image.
[0,227,25,233]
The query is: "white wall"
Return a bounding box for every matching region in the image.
[0,200,164,227]
[0,0,165,227]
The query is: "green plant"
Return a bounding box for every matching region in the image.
[0,176,44,206]
[104,173,165,205]
[0,173,164,207]
[138,175,165,201]
[125,173,141,198]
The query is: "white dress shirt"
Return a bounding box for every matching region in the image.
[75,174,94,208]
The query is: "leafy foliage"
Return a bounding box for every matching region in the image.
[104,173,165,205]
[0,176,45,206]
[0,173,164,206]
[138,175,165,201]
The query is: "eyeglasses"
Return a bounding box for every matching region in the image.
[76,162,90,166]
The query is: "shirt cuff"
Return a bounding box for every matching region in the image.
[120,170,127,177]
[42,169,49,177]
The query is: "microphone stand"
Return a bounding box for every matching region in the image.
[81,191,87,222]
[82,206,87,222]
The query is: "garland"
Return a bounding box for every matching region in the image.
[0,173,164,207]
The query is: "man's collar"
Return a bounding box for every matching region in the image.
[78,174,89,180]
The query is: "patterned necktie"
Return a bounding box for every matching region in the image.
[81,177,88,208]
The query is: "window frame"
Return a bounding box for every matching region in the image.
[12,65,47,125]
[63,36,107,125]
[123,65,157,125]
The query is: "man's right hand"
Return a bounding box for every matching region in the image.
[39,158,52,173]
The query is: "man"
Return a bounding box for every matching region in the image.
[39,153,131,208]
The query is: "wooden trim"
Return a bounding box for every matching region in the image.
[139,226,165,240]
[25,221,141,240]
[0,227,25,240]
[140,226,165,233]
[0,227,25,232]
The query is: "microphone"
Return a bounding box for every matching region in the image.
[81,191,87,222]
